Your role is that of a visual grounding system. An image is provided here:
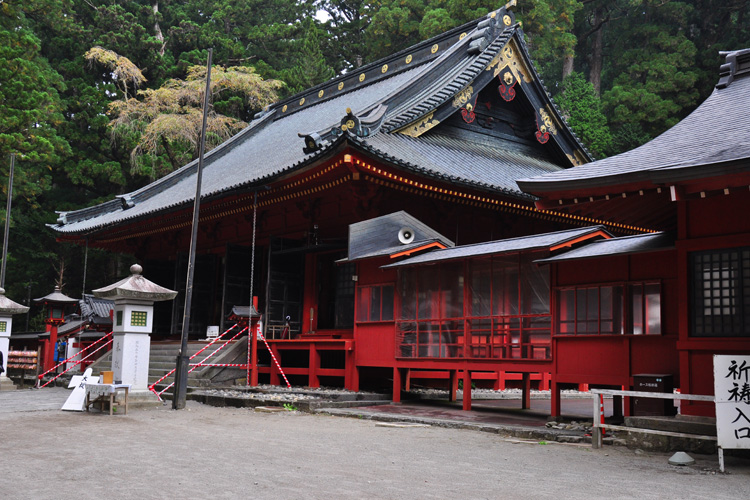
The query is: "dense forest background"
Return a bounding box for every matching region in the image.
[1,0,748,329]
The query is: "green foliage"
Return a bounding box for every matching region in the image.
[279,18,335,95]
[0,2,70,207]
[283,402,298,411]
[601,1,699,151]
[106,63,282,177]
[554,72,612,158]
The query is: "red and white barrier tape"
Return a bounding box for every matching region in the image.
[38,339,114,389]
[190,363,248,368]
[37,331,113,382]
[156,326,248,397]
[148,324,241,397]
[257,332,291,389]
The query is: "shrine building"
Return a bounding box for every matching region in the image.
[50,4,648,407]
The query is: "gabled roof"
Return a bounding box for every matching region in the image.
[53,4,590,237]
[517,48,750,195]
[535,232,673,264]
[382,226,610,268]
[345,211,454,262]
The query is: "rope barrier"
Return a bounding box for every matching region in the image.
[257,331,291,389]
[156,326,248,398]
[190,363,248,368]
[38,339,114,389]
[148,323,240,397]
[36,332,113,386]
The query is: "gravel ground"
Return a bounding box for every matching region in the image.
[1,388,748,500]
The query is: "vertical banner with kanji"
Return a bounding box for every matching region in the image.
[714,355,750,449]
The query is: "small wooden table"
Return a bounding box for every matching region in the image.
[85,383,130,415]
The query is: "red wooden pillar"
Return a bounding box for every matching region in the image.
[250,323,259,386]
[462,370,472,411]
[550,380,561,418]
[392,367,402,403]
[499,371,507,391]
[308,344,320,388]
[449,370,458,402]
[344,342,359,391]
[541,371,551,391]
[270,345,281,386]
[404,369,411,392]
[521,372,531,409]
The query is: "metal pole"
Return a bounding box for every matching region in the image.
[81,237,89,297]
[1,153,15,288]
[173,49,213,410]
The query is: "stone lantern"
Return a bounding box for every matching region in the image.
[93,264,176,404]
[0,288,30,391]
[34,286,78,372]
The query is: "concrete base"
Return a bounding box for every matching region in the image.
[120,389,164,409]
[0,376,17,391]
[624,415,717,454]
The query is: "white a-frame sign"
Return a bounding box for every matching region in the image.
[61,368,99,411]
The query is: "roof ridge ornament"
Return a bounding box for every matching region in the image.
[717,49,750,89]
[468,4,516,55]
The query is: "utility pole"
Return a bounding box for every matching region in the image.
[1,153,15,289]
[173,49,213,410]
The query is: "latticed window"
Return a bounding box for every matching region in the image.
[555,283,660,336]
[690,247,750,337]
[131,310,148,327]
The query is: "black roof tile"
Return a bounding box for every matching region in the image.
[518,49,750,193]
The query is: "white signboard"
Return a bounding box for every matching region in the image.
[62,368,98,412]
[714,355,750,449]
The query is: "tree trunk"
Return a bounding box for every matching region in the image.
[562,54,574,80]
[153,1,165,56]
[589,6,604,96]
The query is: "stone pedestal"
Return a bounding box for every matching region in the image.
[0,290,29,391]
[0,331,15,390]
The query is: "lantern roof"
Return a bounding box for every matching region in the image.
[92,264,177,302]
[33,286,79,304]
[0,288,30,315]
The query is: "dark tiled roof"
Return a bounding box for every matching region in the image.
[535,232,673,264]
[58,319,88,336]
[79,294,114,320]
[363,133,561,197]
[345,211,454,262]
[518,49,750,194]
[53,6,587,236]
[382,226,609,268]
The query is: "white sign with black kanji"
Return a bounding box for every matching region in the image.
[714,355,750,449]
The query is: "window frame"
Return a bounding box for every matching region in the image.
[554,281,662,336]
[355,283,395,323]
[689,247,750,338]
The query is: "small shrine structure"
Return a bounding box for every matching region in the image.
[33,286,78,372]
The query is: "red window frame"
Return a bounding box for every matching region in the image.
[555,281,662,336]
[356,284,395,323]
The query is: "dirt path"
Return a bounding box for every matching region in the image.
[1,389,747,499]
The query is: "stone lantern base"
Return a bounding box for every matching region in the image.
[0,375,16,391]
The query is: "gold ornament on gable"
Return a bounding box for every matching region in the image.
[487,41,531,84]
[396,112,440,137]
[452,86,474,108]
